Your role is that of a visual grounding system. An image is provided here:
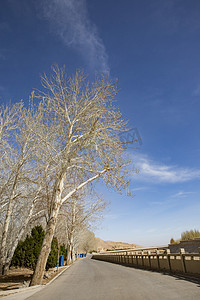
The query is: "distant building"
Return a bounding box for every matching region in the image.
[169,238,200,253]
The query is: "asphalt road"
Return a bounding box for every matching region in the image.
[25,257,200,300]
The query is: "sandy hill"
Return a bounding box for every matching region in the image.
[95,237,141,252]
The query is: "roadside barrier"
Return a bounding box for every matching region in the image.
[92,248,200,277]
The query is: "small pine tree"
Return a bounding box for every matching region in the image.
[11,240,25,267]
[170,238,175,244]
[46,237,59,270]
[60,244,67,260]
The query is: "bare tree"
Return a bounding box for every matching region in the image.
[0,103,43,274]
[55,191,105,265]
[78,229,97,254]
[0,103,24,274]
[27,65,130,286]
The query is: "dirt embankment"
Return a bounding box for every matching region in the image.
[0,266,66,291]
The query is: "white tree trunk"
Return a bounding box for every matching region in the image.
[2,198,37,275]
[30,176,64,286]
[0,192,15,275]
[66,242,72,265]
[30,201,61,286]
[30,171,107,286]
[72,244,75,262]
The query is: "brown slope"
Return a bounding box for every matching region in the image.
[95,237,142,252]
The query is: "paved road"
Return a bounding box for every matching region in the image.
[24,257,200,300]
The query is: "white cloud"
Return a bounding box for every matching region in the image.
[133,154,200,183]
[40,0,108,72]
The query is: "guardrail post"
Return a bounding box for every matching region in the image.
[156,250,160,270]
[141,251,144,267]
[180,248,186,273]
[136,253,138,266]
[147,250,151,269]
[166,249,171,271]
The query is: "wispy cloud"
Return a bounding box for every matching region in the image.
[152,0,200,34]
[193,84,200,96]
[40,0,108,72]
[150,201,163,205]
[0,50,6,61]
[104,213,120,220]
[133,154,200,183]
[132,186,147,191]
[146,228,157,233]
[171,191,195,198]
[0,22,10,32]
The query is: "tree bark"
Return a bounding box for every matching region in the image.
[0,196,14,275]
[0,169,21,275]
[1,199,37,275]
[66,243,72,265]
[30,203,61,286]
[2,262,9,275]
[30,177,64,286]
[72,244,76,262]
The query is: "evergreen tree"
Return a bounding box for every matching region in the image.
[46,237,59,270]
[60,244,67,260]
[11,226,63,271]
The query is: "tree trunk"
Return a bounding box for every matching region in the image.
[30,171,106,285]
[66,242,72,265]
[0,171,20,275]
[0,196,14,275]
[71,233,76,263]
[30,206,60,286]
[72,246,75,262]
[2,199,36,275]
[30,176,64,286]
[2,262,9,275]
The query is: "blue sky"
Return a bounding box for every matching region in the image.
[0,0,200,246]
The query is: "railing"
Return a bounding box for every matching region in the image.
[92,248,200,277]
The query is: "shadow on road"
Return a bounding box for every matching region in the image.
[161,271,200,287]
[98,260,200,288]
